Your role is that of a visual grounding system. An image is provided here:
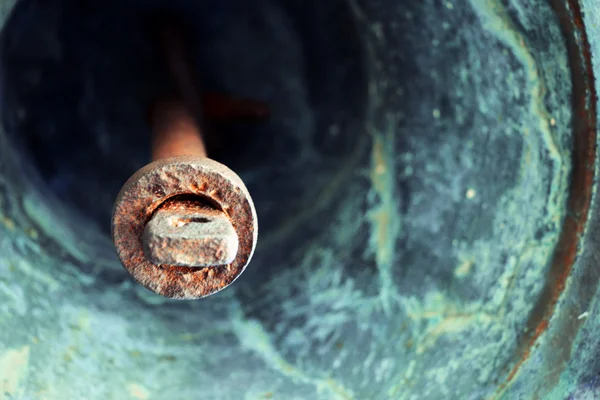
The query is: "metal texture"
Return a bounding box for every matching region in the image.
[3,0,600,398]
[143,198,239,267]
[110,13,263,299]
[112,156,258,299]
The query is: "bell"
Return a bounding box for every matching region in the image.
[0,0,598,398]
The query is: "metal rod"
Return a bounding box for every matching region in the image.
[112,14,264,297]
[144,20,238,268]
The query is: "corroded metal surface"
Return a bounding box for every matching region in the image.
[112,156,257,299]
[143,198,238,267]
[2,0,600,399]
[112,14,262,299]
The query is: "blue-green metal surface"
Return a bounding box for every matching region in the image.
[0,0,598,399]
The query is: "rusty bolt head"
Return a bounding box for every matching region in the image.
[143,199,239,267]
[112,155,258,299]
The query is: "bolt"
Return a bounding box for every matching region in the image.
[143,198,238,267]
[145,99,239,268]
[112,15,266,299]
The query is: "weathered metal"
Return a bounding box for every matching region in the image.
[112,155,258,299]
[143,197,239,268]
[111,15,261,299]
[4,0,600,398]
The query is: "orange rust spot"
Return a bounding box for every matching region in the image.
[535,320,549,337]
[503,321,550,386]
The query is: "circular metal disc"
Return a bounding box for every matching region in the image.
[112,156,257,299]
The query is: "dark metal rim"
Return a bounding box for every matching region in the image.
[494,0,598,396]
